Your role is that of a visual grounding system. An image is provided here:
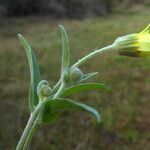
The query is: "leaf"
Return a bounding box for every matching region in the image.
[59,25,70,76]
[61,83,109,97]
[42,111,61,124]
[79,72,98,83]
[18,34,41,112]
[41,98,100,124]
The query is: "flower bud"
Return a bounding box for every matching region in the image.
[113,24,150,57]
[37,80,52,100]
[37,80,49,87]
[64,67,83,84]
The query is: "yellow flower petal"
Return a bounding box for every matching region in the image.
[114,24,150,57]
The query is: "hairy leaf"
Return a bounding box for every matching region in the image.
[18,34,41,112]
[41,98,100,124]
[79,72,98,83]
[59,25,70,76]
[61,83,109,97]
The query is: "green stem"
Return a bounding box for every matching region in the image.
[16,81,66,149]
[72,44,114,68]
[51,79,61,94]
[53,82,65,99]
[16,103,42,150]
[23,114,39,150]
[16,45,113,149]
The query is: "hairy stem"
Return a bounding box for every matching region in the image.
[16,103,42,150]
[22,114,40,150]
[51,79,61,94]
[16,45,113,149]
[72,44,114,68]
[16,80,66,149]
[53,82,65,99]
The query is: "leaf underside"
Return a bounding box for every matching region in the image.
[59,25,70,76]
[41,98,100,124]
[18,34,41,112]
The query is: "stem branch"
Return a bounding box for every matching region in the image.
[72,44,114,68]
[16,44,114,149]
[53,82,65,99]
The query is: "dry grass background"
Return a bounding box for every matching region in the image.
[0,11,150,149]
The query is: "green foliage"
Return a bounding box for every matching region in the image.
[1,14,150,149]
[18,34,41,112]
[18,26,104,126]
[79,72,98,83]
[16,25,108,149]
[41,98,100,124]
[16,21,150,148]
[59,25,70,77]
[61,83,109,97]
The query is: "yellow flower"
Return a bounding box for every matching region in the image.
[114,24,150,57]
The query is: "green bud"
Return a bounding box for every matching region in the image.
[37,80,52,100]
[38,80,49,87]
[64,67,83,84]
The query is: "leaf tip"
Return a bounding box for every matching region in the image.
[18,34,22,39]
[59,24,64,29]
[59,24,63,27]
[59,25,65,33]
[59,25,67,35]
[18,34,25,42]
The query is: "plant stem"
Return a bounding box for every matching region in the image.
[22,114,39,150]
[16,45,113,149]
[53,82,65,99]
[16,80,66,149]
[72,44,114,68]
[22,82,66,149]
[51,79,61,94]
[16,103,42,150]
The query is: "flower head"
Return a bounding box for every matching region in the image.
[114,24,150,57]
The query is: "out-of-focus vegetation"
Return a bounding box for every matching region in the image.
[0,0,149,18]
[0,8,150,150]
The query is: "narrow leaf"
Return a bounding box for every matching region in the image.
[41,98,100,123]
[59,25,70,75]
[61,83,109,97]
[18,34,41,112]
[79,72,98,83]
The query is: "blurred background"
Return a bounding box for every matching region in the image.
[0,0,150,149]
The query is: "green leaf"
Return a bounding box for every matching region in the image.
[59,25,70,76]
[61,83,109,97]
[79,72,98,83]
[41,98,100,124]
[18,34,41,112]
